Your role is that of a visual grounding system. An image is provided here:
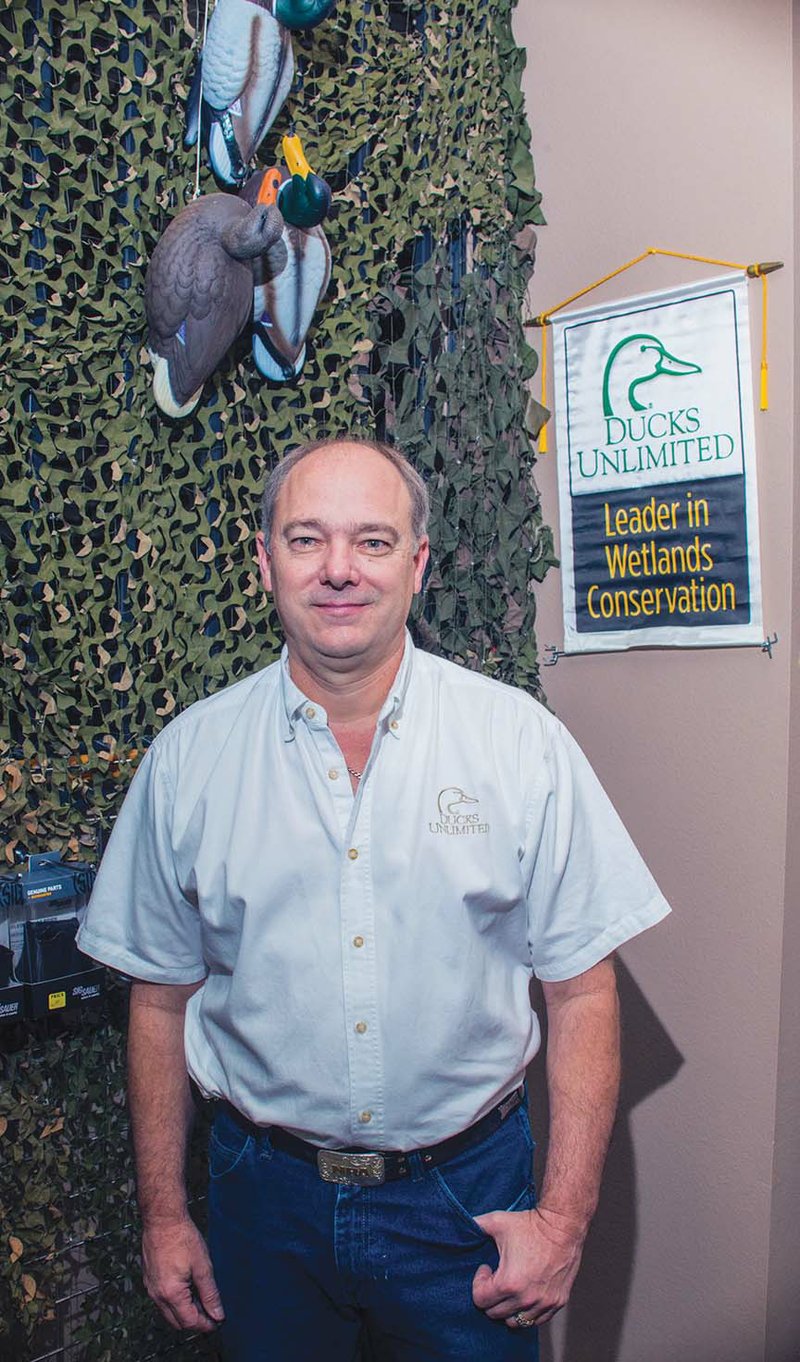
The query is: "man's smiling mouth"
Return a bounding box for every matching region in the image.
[312,600,371,613]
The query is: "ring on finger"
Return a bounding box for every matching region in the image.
[512,1311,537,1328]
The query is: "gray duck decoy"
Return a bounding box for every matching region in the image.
[145,183,283,417]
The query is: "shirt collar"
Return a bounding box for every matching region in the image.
[379,629,413,737]
[280,631,415,741]
[280,647,310,739]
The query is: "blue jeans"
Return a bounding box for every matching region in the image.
[208,1103,540,1361]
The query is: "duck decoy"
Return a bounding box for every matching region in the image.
[239,136,332,383]
[602,333,702,418]
[276,132,332,226]
[145,180,283,418]
[184,0,336,187]
[273,0,337,29]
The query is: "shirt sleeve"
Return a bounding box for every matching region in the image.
[523,720,670,981]
[76,740,207,984]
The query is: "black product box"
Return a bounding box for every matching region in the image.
[0,852,103,1020]
[0,873,25,1022]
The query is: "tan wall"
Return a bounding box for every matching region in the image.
[513,3,798,1360]
[766,8,800,1358]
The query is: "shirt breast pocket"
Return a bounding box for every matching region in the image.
[418,814,528,935]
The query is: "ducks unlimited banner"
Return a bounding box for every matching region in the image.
[551,275,763,652]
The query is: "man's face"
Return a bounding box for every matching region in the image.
[256,443,429,680]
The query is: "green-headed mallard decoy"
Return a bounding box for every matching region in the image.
[184,0,336,187]
[240,135,332,382]
[145,180,282,418]
[275,132,332,227]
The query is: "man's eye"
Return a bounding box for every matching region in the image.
[362,539,391,552]
[289,536,318,549]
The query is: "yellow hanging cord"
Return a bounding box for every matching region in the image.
[528,247,781,450]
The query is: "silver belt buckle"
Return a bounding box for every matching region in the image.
[317,1150,386,1186]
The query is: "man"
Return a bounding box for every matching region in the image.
[78,436,669,1361]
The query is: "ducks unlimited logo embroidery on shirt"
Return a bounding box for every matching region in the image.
[429,788,490,836]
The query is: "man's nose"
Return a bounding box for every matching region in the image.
[320,538,360,588]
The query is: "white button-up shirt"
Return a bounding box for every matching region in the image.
[79,636,669,1148]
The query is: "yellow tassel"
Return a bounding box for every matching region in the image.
[759,273,769,411]
[538,321,549,453]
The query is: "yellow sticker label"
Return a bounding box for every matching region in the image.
[48,991,67,1011]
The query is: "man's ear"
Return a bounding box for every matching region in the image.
[255,531,272,592]
[413,537,430,593]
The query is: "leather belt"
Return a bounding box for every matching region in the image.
[218,1086,525,1187]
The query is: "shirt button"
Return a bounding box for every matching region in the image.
[347,848,359,861]
[305,706,316,719]
[359,1110,372,1124]
[355,1021,367,1034]
[353,935,364,948]
[328,768,339,780]
[390,719,399,730]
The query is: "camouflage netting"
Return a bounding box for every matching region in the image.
[0,0,553,1355]
[0,0,553,858]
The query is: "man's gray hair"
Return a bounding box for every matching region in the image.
[260,436,430,546]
